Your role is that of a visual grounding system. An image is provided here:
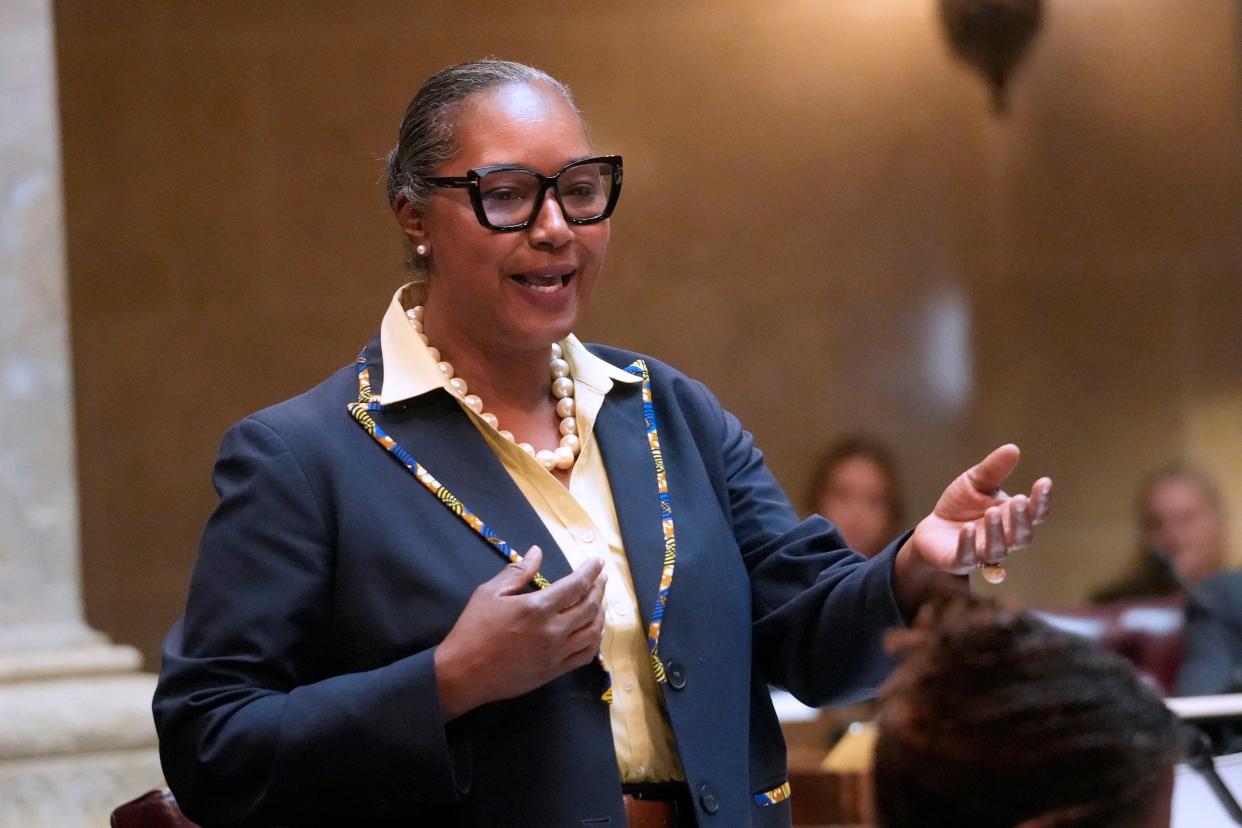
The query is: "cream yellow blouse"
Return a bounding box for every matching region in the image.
[375,284,684,783]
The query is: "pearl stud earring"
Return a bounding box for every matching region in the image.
[416,243,429,257]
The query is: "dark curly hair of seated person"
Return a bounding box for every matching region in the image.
[873,595,1178,828]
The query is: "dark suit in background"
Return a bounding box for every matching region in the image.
[1176,569,1242,697]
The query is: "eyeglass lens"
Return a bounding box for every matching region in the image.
[478,162,616,227]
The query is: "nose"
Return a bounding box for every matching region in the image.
[527,189,574,250]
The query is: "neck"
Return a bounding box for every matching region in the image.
[412,294,581,476]
[421,307,553,413]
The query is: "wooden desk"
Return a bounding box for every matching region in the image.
[788,767,874,828]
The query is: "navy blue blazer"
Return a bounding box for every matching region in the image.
[154,333,908,827]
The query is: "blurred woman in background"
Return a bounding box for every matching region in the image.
[808,436,904,558]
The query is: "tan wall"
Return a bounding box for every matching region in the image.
[54,0,1242,667]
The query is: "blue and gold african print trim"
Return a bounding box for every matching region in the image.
[346,358,551,584]
[623,359,678,686]
[347,352,680,704]
[347,354,623,696]
[754,781,792,806]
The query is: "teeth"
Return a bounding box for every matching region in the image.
[514,271,572,294]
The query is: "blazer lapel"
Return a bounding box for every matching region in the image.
[594,381,668,631]
[354,335,573,584]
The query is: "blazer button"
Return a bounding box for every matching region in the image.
[698,783,720,814]
[666,660,687,690]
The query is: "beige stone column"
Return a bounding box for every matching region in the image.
[1,0,164,823]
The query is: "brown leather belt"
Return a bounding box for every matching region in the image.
[623,793,678,828]
[622,782,693,828]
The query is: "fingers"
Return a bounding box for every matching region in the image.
[956,523,978,568]
[972,481,1050,568]
[562,643,601,669]
[495,545,544,595]
[457,549,612,704]
[981,506,1007,564]
[1008,494,1033,549]
[1030,477,1053,524]
[559,567,608,635]
[562,600,607,666]
[921,448,1052,581]
[565,563,607,612]
[965,444,1021,496]
[542,556,605,610]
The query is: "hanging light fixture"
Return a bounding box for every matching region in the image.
[939,0,1043,113]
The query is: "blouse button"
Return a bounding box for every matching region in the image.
[581,530,596,543]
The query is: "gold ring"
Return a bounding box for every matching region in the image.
[977,562,1006,584]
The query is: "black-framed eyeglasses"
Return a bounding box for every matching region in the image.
[426,155,622,232]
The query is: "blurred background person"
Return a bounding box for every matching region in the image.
[1177,565,1242,697]
[1094,465,1230,603]
[874,595,1179,828]
[778,437,904,779]
[808,436,904,559]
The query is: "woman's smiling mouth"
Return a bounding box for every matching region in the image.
[511,265,577,294]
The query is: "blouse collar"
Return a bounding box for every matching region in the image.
[373,282,638,405]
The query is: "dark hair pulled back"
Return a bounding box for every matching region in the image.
[385,59,580,272]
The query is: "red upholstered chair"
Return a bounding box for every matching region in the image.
[110,788,201,828]
[1034,595,1186,694]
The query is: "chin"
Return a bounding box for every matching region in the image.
[534,317,577,347]
[497,314,575,354]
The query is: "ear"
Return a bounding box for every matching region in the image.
[393,194,430,249]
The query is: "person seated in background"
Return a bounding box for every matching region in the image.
[1178,569,1242,755]
[874,595,1179,828]
[1177,566,1242,696]
[786,436,904,761]
[808,435,904,558]
[1088,464,1241,695]
[1093,464,1228,602]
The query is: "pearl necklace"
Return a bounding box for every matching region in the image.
[406,305,581,471]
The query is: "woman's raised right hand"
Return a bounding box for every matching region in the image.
[433,546,607,720]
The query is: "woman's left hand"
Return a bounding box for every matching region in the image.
[894,444,1052,608]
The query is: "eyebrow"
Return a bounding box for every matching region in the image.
[476,154,598,170]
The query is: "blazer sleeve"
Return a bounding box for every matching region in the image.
[153,417,462,826]
[694,381,908,707]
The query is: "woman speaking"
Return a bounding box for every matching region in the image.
[154,60,1053,828]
